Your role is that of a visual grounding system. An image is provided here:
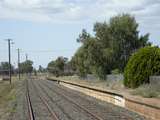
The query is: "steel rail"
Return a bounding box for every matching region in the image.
[26,79,35,120]
[34,80,75,120]
[30,79,59,120]
[39,80,103,120]
[44,79,134,120]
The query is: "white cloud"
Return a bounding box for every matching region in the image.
[0,0,159,24]
[0,0,85,22]
[0,0,160,45]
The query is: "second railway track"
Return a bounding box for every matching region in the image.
[34,79,103,120]
[27,79,59,120]
[37,80,103,120]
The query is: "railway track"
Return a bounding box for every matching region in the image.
[26,79,35,120]
[26,78,144,120]
[31,80,75,120]
[37,79,103,120]
[41,79,134,120]
[26,79,59,120]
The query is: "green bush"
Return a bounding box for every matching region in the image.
[124,46,160,88]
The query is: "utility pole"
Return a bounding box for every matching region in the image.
[6,39,12,84]
[17,48,20,80]
[25,53,28,61]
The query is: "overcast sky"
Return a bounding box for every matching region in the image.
[0,0,160,68]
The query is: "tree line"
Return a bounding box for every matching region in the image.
[47,56,73,77]
[48,14,151,79]
[0,60,34,75]
[72,14,151,79]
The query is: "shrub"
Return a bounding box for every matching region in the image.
[124,46,160,88]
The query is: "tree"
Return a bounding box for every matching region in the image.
[0,62,14,74]
[72,13,151,79]
[33,68,37,76]
[77,29,90,43]
[83,38,109,79]
[55,57,67,72]
[124,46,160,88]
[19,60,33,74]
[93,14,150,72]
[38,65,45,73]
[47,57,68,76]
[108,14,150,71]
[47,61,57,74]
[72,46,90,78]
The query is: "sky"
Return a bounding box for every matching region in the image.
[0,0,160,68]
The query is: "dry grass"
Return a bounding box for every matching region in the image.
[0,76,25,119]
[51,75,160,98]
[52,75,125,91]
[131,84,160,98]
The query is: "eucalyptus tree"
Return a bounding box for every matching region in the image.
[72,13,151,79]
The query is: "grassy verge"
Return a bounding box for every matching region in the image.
[0,76,24,119]
[131,84,160,98]
[0,82,15,105]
